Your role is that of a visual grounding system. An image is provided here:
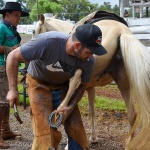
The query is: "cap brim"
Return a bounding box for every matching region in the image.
[89,45,107,56]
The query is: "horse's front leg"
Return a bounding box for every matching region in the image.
[57,69,82,110]
[86,87,99,143]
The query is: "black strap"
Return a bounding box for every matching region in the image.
[14,29,21,43]
[85,11,128,27]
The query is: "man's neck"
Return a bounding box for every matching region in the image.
[2,19,14,28]
[66,36,75,56]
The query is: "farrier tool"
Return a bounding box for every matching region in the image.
[14,104,23,124]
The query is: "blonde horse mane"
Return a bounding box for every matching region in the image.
[120,33,150,149]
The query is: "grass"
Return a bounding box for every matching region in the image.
[95,97,126,111]
[18,87,127,112]
[79,96,127,111]
[17,85,127,112]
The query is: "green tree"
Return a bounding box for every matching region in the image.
[112,5,120,15]
[58,0,99,22]
[29,0,120,23]
[30,0,62,21]
[99,2,112,12]
[25,0,36,11]
[15,0,32,24]
[95,2,120,16]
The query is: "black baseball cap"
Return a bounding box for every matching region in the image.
[75,24,107,56]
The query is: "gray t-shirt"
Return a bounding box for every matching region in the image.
[20,31,95,85]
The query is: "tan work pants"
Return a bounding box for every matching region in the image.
[26,73,89,150]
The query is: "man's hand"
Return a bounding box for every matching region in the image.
[55,84,86,125]
[6,90,19,108]
[55,106,73,125]
[11,44,21,50]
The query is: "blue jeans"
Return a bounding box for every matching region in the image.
[51,90,82,150]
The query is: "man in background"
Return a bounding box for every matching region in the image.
[124,9,129,17]
[0,2,29,148]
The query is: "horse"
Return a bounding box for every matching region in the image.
[33,12,150,149]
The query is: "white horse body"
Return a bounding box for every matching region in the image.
[34,15,74,35]
[87,20,132,87]
[33,14,150,149]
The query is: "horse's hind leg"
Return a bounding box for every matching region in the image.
[86,87,99,143]
[111,62,137,146]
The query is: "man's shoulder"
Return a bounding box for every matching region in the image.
[45,31,70,39]
[0,22,7,30]
[0,22,5,27]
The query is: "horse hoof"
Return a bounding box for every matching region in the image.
[15,136,22,141]
[89,136,99,144]
[48,111,63,128]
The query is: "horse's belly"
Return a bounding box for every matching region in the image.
[86,73,113,88]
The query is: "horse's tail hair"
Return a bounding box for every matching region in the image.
[120,33,150,149]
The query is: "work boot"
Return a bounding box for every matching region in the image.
[1,104,21,140]
[0,104,10,149]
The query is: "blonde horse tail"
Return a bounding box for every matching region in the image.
[120,33,150,149]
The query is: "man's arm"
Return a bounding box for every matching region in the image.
[6,47,27,107]
[56,84,86,124]
[0,44,20,54]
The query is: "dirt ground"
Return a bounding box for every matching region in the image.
[4,34,144,149]
[6,86,129,150]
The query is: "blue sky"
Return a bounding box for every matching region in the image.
[89,0,119,7]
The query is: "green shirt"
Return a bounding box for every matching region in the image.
[0,21,20,66]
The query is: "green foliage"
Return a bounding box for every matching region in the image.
[30,0,62,21]
[24,0,120,22]
[58,0,99,22]
[98,2,120,15]
[18,84,30,106]
[99,2,111,11]
[112,5,120,15]
[18,63,30,106]
[26,0,36,11]
[16,0,32,24]
[20,17,32,24]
